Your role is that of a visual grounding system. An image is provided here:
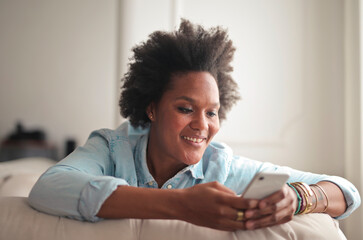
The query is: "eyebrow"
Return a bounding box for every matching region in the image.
[175,96,220,107]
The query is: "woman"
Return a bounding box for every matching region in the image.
[29,20,360,231]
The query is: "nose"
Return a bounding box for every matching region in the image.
[190,112,208,131]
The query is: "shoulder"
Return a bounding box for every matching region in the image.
[205,141,233,157]
[204,141,265,175]
[203,141,263,168]
[201,141,264,185]
[89,121,149,144]
[204,141,262,167]
[203,142,234,170]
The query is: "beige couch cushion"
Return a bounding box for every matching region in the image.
[0,197,346,240]
[0,157,54,197]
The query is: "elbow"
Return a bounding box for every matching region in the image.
[28,173,52,212]
[350,187,361,211]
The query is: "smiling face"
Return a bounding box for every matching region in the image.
[147,71,220,170]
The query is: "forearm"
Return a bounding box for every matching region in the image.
[97,186,183,219]
[310,181,346,217]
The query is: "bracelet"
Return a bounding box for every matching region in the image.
[291,182,316,214]
[290,183,304,214]
[296,182,314,214]
[291,183,308,214]
[287,183,302,215]
[297,182,314,196]
[311,184,329,213]
[310,186,318,213]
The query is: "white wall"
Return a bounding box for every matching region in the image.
[0,0,120,158]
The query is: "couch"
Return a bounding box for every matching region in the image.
[0,158,347,240]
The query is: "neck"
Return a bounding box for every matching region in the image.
[146,130,187,187]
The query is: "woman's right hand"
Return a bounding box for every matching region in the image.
[179,181,259,231]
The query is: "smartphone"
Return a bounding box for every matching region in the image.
[241,172,290,199]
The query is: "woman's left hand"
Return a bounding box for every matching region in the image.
[242,184,297,230]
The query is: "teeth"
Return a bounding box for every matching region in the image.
[183,136,203,143]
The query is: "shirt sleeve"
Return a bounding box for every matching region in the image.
[28,130,129,222]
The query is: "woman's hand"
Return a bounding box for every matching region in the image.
[242,184,297,230]
[179,181,259,231]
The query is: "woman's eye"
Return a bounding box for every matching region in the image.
[207,111,217,117]
[178,107,193,114]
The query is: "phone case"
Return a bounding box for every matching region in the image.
[242,172,290,199]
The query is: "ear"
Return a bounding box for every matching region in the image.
[146,102,156,122]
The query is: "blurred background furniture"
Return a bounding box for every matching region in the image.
[0,123,57,162]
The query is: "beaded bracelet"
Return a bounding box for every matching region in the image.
[287,183,302,215]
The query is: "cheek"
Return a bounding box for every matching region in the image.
[209,120,220,138]
[163,114,190,133]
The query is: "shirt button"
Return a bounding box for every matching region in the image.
[167,184,173,189]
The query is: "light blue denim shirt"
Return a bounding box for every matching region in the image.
[29,121,361,222]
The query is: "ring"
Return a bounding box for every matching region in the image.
[236,210,244,221]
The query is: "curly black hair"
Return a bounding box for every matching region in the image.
[119,19,240,128]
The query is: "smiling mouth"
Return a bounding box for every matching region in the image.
[182,136,206,143]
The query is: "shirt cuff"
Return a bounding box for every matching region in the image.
[78,176,129,222]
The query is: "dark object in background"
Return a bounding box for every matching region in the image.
[6,123,45,141]
[0,122,57,162]
[64,139,76,157]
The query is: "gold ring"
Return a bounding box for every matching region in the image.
[236,210,244,221]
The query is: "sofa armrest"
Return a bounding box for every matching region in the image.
[0,197,346,240]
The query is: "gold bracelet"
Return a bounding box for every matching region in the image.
[294,182,314,214]
[298,182,314,213]
[297,182,314,196]
[311,184,329,213]
[310,186,318,213]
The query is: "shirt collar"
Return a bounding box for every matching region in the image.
[189,159,204,179]
[135,133,155,185]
